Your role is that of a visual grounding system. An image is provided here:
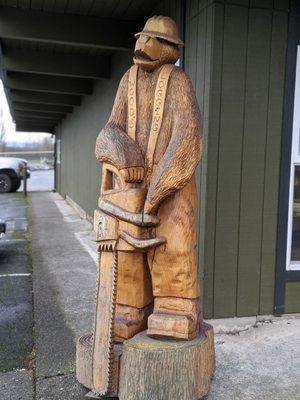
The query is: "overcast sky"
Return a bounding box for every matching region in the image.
[0,80,52,143]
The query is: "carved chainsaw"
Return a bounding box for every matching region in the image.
[92,163,165,396]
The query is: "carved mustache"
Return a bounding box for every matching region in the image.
[134,50,156,61]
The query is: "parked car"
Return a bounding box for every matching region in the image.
[0,157,30,193]
[0,219,6,238]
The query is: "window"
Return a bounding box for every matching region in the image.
[287,46,300,270]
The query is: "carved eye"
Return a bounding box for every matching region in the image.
[157,37,169,45]
[156,37,177,48]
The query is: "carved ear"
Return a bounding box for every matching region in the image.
[160,44,180,65]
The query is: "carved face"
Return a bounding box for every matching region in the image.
[133,34,180,72]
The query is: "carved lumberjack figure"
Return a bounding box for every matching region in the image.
[91,15,202,395]
[95,15,202,340]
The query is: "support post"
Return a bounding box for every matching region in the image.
[23,165,27,197]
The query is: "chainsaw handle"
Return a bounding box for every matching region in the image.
[101,163,128,192]
[101,163,144,192]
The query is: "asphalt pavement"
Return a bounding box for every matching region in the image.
[0,191,93,399]
[0,194,33,371]
[0,193,34,399]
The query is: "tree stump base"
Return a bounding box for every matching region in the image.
[119,323,215,400]
[76,323,215,400]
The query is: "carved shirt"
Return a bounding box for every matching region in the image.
[95,65,202,213]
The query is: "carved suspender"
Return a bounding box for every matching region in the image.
[146,64,174,173]
[127,64,174,172]
[127,65,138,141]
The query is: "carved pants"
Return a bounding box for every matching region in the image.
[116,177,200,310]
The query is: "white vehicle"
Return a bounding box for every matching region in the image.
[0,157,30,193]
[0,219,6,238]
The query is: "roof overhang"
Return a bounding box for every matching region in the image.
[0,2,159,133]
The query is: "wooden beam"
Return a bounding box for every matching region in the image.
[0,6,140,51]
[10,90,81,106]
[16,117,59,125]
[14,110,64,120]
[3,48,110,79]
[0,41,14,120]
[13,101,72,114]
[16,124,54,133]
[6,73,93,95]
[15,120,56,130]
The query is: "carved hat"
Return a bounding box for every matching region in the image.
[135,16,184,46]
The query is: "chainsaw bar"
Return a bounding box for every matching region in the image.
[92,247,118,396]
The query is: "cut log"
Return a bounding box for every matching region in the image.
[76,333,93,390]
[119,323,215,400]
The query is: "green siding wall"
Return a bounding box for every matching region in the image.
[185,0,289,317]
[56,51,132,217]
[56,0,292,318]
[285,282,300,313]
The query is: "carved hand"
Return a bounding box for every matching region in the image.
[119,167,144,183]
[144,200,155,215]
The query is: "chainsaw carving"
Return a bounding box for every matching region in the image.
[77,16,211,398]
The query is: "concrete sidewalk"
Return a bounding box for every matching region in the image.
[1,191,300,399]
[30,191,95,398]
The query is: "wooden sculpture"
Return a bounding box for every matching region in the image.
[76,16,215,400]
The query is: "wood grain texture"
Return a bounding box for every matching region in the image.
[95,65,202,214]
[92,251,118,395]
[95,108,145,171]
[115,303,153,343]
[93,16,203,342]
[119,324,215,400]
[76,333,93,390]
[76,333,122,396]
[147,297,201,340]
[86,17,208,397]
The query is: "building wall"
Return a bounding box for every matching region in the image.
[55,50,132,216]
[275,0,300,315]
[185,0,289,318]
[56,0,291,318]
[285,282,300,312]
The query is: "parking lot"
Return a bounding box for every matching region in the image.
[0,192,94,399]
[19,170,54,192]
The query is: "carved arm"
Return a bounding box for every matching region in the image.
[144,71,202,214]
[95,70,145,182]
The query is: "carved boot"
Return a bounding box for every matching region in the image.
[147,297,200,340]
[114,303,153,343]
